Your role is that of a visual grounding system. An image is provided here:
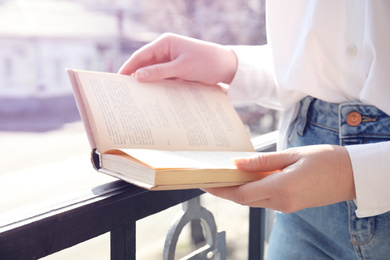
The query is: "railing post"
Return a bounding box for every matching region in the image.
[248,130,278,260]
[248,207,266,260]
[111,222,136,260]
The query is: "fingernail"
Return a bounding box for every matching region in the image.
[232,157,248,165]
[136,69,149,79]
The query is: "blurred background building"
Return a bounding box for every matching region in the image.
[0,0,273,135]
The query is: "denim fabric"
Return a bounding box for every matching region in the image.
[267,97,390,260]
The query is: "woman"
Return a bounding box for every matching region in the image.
[119,1,390,259]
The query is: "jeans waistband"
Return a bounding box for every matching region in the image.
[297,96,390,140]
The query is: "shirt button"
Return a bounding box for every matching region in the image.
[346,111,362,126]
[346,45,358,56]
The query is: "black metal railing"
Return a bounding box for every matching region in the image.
[0,131,277,260]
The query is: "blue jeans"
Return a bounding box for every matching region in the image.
[267,97,390,260]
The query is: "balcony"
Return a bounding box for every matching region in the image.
[0,131,277,260]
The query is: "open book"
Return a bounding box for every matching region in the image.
[67,69,274,190]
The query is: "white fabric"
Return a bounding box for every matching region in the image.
[227,0,390,218]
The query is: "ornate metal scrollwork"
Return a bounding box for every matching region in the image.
[163,196,226,260]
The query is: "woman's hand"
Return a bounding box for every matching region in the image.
[204,145,356,213]
[118,33,238,85]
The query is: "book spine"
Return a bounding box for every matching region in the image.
[91,148,102,170]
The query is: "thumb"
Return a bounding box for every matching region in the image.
[233,152,294,172]
[134,61,181,81]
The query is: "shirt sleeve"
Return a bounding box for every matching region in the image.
[226,44,282,110]
[346,141,390,218]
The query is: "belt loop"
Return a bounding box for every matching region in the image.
[297,96,314,136]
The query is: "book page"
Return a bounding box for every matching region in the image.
[117,149,258,169]
[67,70,97,149]
[73,70,254,153]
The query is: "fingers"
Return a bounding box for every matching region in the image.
[119,33,238,85]
[118,33,173,76]
[133,59,184,81]
[203,174,277,207]
[203,171,299,212]
[118,47,168,77]
[203,184,263,206]
[203,150,300,210]
[118,34,193,82]
[207,151,296,205]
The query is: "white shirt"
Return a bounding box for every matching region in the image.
[228,0,390,218]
